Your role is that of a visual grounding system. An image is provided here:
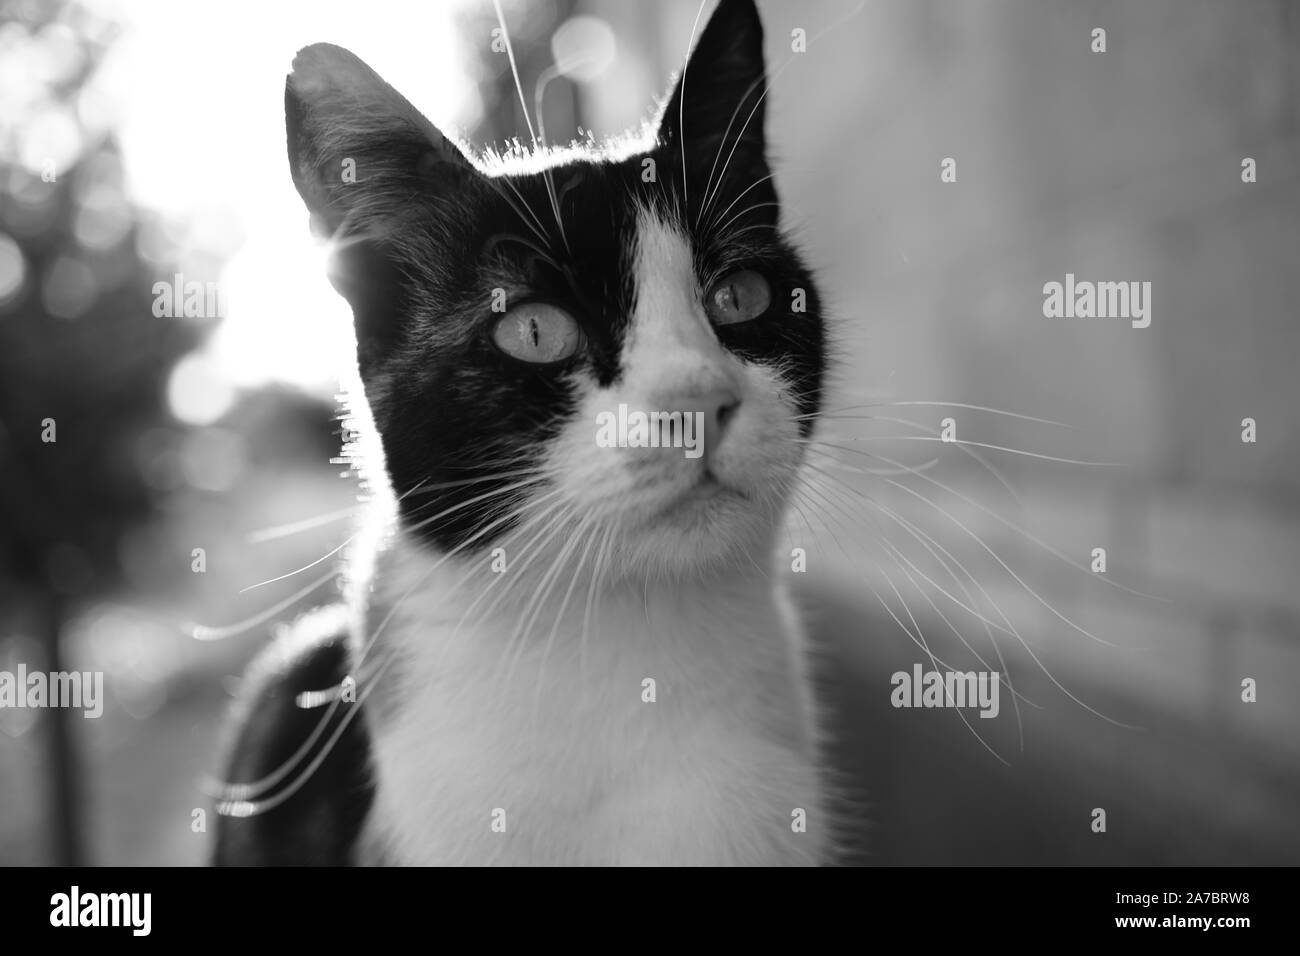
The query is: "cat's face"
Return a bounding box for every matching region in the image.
[285,0,824,580]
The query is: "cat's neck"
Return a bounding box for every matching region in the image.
[356,525,799,697]
[349,525,824,865]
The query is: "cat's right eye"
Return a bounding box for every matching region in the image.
[705,270,772,326]
[490,302,584,365]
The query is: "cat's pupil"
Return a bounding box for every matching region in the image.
[528,317,540,348]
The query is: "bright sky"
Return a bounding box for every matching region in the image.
[89,0,483,421]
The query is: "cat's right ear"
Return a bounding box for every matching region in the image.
[285,43,478,239]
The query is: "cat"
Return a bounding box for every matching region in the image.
[213,0,832,865]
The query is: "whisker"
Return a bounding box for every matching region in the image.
[871,493,1125,732]
[578,524,617,685]
[677,0,712,219]
[696,0,868,228]
[800,460,1023,642]
[483,231,560,272]
[444,494,574,645]
[238,477,439,592]
[816,442,1120,647]
[875,518,1031,747]
[702,170,778,235]
[215,641,406,818]
[804,481,1015,765]
[810,400,1079,429]
[818,413,1028,509]
[796,437,940,476]
[213,487,575,809]
[530,520,603,725]
[357,490,572,683]
[199,691,347,803]
[830,431,1126,468]
[239,540,351,595]
[191,571,335,641]
[498,508,593,687]
[403,473,548,534]
[875,501,1033,749]
[875,558,1011,766]
[711,200,782,240]
[489,177,553,251]
[809,439,1166,603]
[491,0,569,255]
[247,506,358,544]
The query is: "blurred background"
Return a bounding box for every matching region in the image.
[0,0,1296,865]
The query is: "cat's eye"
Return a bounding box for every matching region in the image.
[705,270,772,326]
[490,302,583,365]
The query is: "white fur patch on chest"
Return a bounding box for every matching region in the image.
[356,532,827,866]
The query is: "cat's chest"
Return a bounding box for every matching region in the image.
[354,551,826,864]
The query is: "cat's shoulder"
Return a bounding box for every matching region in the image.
[211,605,375,865]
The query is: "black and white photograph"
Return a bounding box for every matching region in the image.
[0,0,1295,923]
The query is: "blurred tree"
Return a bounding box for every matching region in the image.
[0,0,206,863]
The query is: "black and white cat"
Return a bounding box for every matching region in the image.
[214,0,831,865]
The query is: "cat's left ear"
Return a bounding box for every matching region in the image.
[285,43,479,240]
[657,0,769,181]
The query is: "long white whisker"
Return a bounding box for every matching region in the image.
[191,571,334,641]
[697,0,868,228]
[239,540,351,595]
[209,488,570,805]
[447,495,575,644]
[813,400,1079,429]
[834,431,1127,468]
[491,177,552,250]
[875,502,1032,749]
[354,488,573,684]
[809,439,1166,602]
[821,413,1027,509]
[873,495,1127,731]
[875,556,1011,766]
[247,506,358,544]
[404,473,548,535]
[578,524,617,686]
[491,0,569,254]
[238,477,442,593]
[800,462,1026,644]
[530,520,603,727]
[677,0,711,218]
[499,508,593,687]
[816,441,1119,648]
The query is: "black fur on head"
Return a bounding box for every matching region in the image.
[284,0,824,554]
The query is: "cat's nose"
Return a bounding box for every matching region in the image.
[675,388,741,455]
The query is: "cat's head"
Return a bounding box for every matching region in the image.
[285,0,824,581]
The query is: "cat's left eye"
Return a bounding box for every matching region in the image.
[490,302,584,365]
[705,270,772,326]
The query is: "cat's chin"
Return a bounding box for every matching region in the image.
[662,470,745,510]
[608,484,782,578]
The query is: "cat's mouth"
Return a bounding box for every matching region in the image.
[667,469,747,510]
